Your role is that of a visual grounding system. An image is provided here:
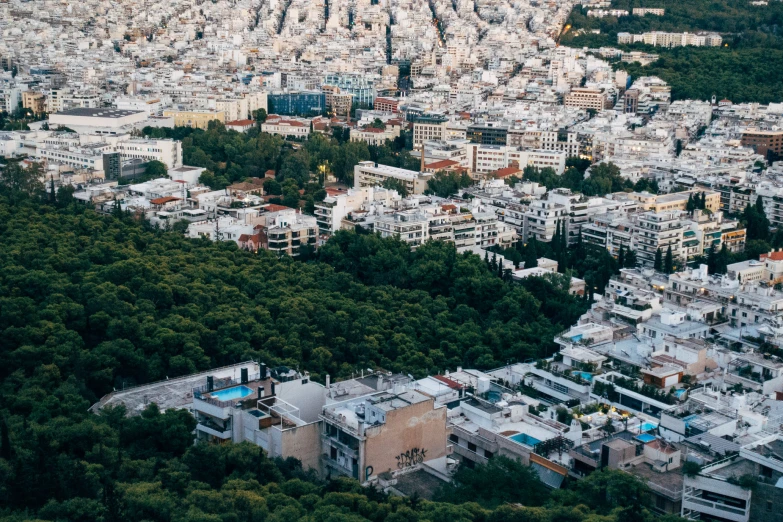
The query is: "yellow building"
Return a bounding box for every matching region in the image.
[162,109,225,129]
[629,190,721,214]
[22,91,46,115]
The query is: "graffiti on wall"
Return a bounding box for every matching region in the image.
[396,448,426,469]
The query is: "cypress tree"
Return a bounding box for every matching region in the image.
[664,245,674,274]
[654,248,663,271]
[618,245,625,269]
[707,243,717,273]
[625,248,637,268]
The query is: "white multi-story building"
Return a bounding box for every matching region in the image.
[466,144,567,175]
[353,161,432,195]
[260,116,311,138]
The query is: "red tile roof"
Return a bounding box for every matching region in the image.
[762,251,783,261]
[264,204,291,212]
[425,159,460,170]
[226,119,253,126]
[494,167,522,178]
[149,196,181,205]
[432,375,464,390]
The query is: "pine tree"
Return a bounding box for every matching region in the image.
[552,221,561,253]
[664,245,674,274]
[490,253,498,272]
[561,220,568,253]
[654,248,663,271]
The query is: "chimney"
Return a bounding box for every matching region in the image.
[270,382,276,396]
[207,376,214,392]
[325,374,330,389]
[260,363,267,379]
[241,368,248,384]
[257,386,264,399]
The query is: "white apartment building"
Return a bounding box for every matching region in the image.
[49,108,149,134]
[46,89,101,113]
[466,144,567,175]
[375,210,430,248]
[314,187,401,234]
[413,117,448,149]
[507,129,580,157]
[260,116,310,138]
[350,126,400,146]
[353,161,432,195]
[0,81,24,114]
[115,97,163,116]
[115,139,183,169]
[632,211,685,268]
[523,195,568,242]
[618,32,722,48]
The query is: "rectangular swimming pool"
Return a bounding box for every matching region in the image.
[640,422,658,432]
[509,433,541,447]
[210,385,254,401]
[636,433,656,443]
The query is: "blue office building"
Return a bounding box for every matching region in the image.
[267,91,326,117]
[323,74,376,107]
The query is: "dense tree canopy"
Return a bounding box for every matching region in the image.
[561,1,783,103]
[0,175,681,522]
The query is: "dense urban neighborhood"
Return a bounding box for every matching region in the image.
[2,1,783,522]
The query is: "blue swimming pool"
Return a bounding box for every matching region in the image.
[211,385,253,401]
[640,422,658,433]
[573,371,593,382]
[636,433,656,443]
[509,433,542,447]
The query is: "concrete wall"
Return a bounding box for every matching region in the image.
[277,379,326,423]
[363,400,449,479]
[282,422,322,474]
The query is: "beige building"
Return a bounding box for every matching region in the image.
[321,386,449,482]
[354,161,432,194]
[565,88,608,111]
[413,117,448,148]
[22,91,46,115]
[163,109,225,129]
[322,85,353,117]
[628,190,721,213]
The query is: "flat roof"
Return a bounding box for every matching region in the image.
[55,108,145,118]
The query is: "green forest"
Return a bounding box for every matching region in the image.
[561,1,783,103]
[0,171,684,521]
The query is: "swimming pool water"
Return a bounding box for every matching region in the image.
[636,433,656,443]
[639,422,658,432]
[509,433,542,447]
[572,371,593,382]
[210,385,254,401]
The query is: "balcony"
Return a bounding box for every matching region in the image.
[197,421,232,440]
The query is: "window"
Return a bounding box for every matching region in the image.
[484,450,494,459]
[449,434,459,444]
[467,442,477,452]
